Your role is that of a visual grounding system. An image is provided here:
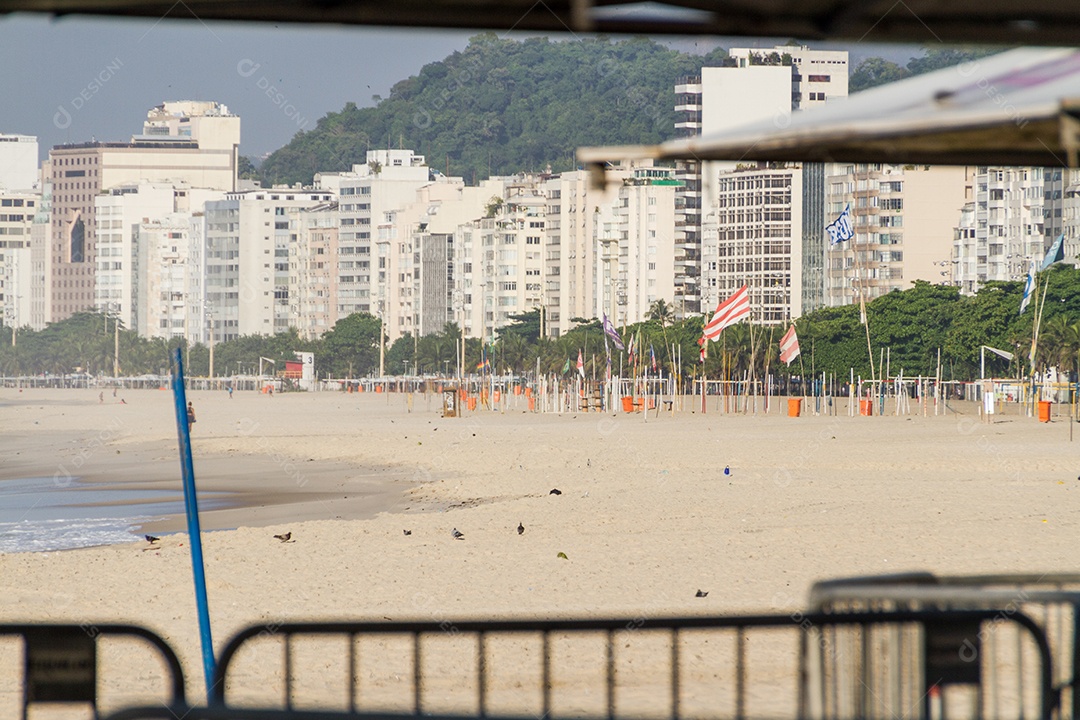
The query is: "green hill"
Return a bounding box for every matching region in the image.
[256,33,726,185]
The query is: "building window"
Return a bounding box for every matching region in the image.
[70,218,85,263]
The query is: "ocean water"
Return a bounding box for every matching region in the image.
[0,476,227,553]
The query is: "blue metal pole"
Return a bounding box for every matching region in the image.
[170,347,216,697]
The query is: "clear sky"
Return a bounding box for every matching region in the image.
[0,12,922,162]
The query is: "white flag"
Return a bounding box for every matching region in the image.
[1019,262,1036,314]
[826,204,854,246]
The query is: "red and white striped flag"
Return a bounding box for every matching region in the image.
[697,335,706,363]
[703,285,750,341]
[576,349,585,378]
[779,324,800,365]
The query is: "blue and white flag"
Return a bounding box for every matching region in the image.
[826,204,854,246]
[1041,233,1065,271]
[601,313,625,351]
[1019,261,1036,315]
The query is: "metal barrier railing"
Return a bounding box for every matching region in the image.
[809,572,1080,719]
[0,623,185,720]
[205,610,1055,720]
[103,710,543,720]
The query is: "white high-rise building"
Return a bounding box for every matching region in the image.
[727,46,849,109]
[594,166,678,327]
[404,178,499,340]
[94,181,182,329]
[1062,171,1080,267]
[134,213,192,340]
[952,167,1047,292]
[474,176,547,339]
[48,101,239,323]
[288,202,339,340]
[676,48,848,319]
[0,189,37,329]
[543,169,630,338]
[318,150,433,320]
[0,134,39,191]
[704,166,804,323]
[202,187,334,342]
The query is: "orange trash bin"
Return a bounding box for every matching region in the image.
[788,398,802,417]
[467,397,477,411]
[859,398,872,416]
[528,397,536,411]
[621,397,635,413]
[1038,400,1052,423]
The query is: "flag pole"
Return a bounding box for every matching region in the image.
[853,197,876,384]
[170,348,216,696]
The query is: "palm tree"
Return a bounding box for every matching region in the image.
[647,299,675,328]
[1041,315,1080,373]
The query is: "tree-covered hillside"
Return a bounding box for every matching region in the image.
[849,47,1000,93]
[257,34,726,185]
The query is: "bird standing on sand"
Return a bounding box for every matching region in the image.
[274,532,292,543]
[517,522,525,535]
[452,528,465,540]
[145,535,159,544]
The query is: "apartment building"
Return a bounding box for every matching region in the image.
[318,150,434,320]
[0,134,38,191]
[542,169,597,338]
[94,181,183,330]
[824,164,967,306]
[727,46,849,109]
[28,181,51,329]
[201,188,334,342]
[594,166,678,327]
[0,190,37,328]
[704,165,804,323]
[47,101,239,322]
[288,202,339,340]
[133,213,192,339]
[407,178,499,340]
[675,48,848,320]
[952,166,1047,292]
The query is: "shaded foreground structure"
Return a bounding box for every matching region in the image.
[5,573,1080,719]
[5,0,1080,46]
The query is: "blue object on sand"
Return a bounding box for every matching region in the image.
[724,466,731,476]
[171,348,216,695]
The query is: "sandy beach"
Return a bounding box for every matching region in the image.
[1,386,1078,713]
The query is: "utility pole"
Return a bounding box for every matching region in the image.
[113,313,119,377]
[205,303,215,379]
[379,310,385,377]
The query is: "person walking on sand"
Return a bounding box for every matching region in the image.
[227,385,233,399]
[187,401,196,426]
[99,391,104,404]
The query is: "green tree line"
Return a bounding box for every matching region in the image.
[4,268,1080,383]
[849,47,1000,93]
